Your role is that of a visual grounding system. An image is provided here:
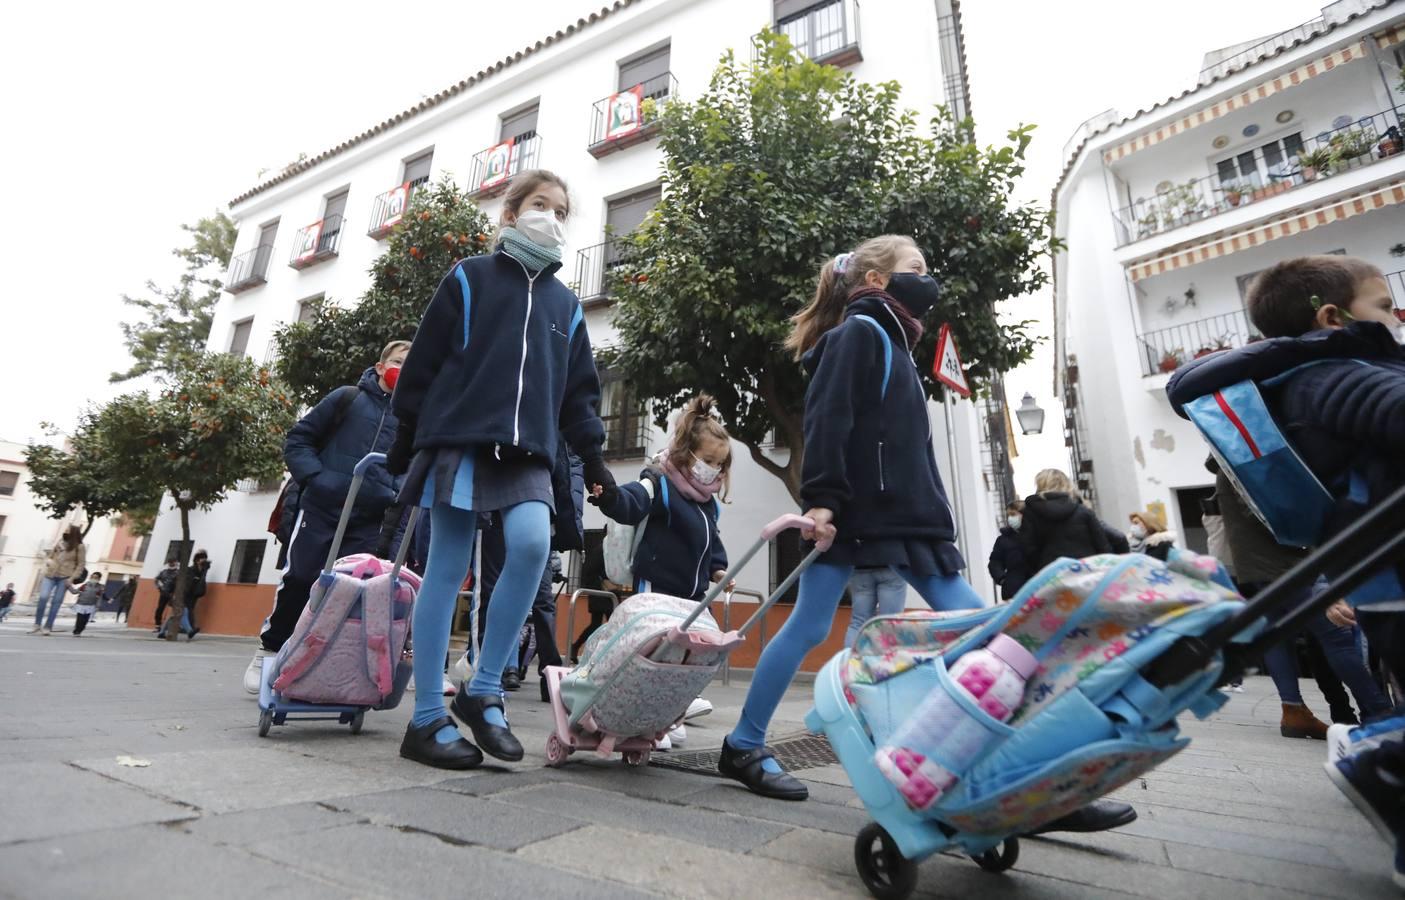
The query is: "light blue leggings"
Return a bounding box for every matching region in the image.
[411,500,549,734]
[729,560,983,753]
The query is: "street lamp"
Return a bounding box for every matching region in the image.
[1015,393,1045,435]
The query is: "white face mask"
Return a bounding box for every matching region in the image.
[1129,523,1148,539]
[690,456,722,486]
[1007,515,1022,530]
[514,209,566,250]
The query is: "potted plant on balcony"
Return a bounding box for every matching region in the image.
[1193,334,1233,359]
[1222,179,1246,208]
[1330,126,1377,164]
[1158,348,1184,374]
[1377,125,1402,159]
[1297,146,1336,181]
[1137,208,1159,239]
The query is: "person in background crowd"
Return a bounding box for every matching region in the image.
[987,500,1032,601]
[570,542,614,663]
[1019,469,1111,570]
[0,582,15,622]
[153,559,178,634]
[69,571,104,636]
[1129,508,1177,562]
[176,550,210,639]
[114,575,137,623]
[32,526,87,636]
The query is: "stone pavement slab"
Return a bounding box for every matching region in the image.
[0,761,193,844]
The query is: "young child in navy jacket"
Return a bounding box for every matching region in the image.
[593,395,731,602]
[387,170,615,770]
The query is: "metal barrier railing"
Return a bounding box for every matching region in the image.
[562,589,620,658]
[724,588,769,686]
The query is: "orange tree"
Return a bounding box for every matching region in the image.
[98,352,297,638]
[273,179,494,405]
[604,34,1056,502]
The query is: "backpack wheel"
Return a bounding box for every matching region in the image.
[854,822,917,900]
[622,749,651,767]
[971,838,1019,873]
[258,708,273,737]
[349,710,365,734]
[545,733,571,767]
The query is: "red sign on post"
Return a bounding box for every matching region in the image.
[382,183,411,231]
[932,323,971,398]
[292,220,323,265]
[480,139,515,190]
[605,85,645,141]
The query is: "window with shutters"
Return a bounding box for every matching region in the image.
[599,367,647,460]
[619,45,671,96]
[501,105,539,143]
[0,471,16,496]
[228,318,253,358]
[772,1,862,67]
[229,539,266,584]
[403,150,433,189]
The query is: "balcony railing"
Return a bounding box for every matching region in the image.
[1197,14,1328,85]
[1115,109,1404,247]
[467,134,542,199]
[1389,268,1405,314]
[587,72,678,157]
[768,0,862,68]
[288,214,343,269]
[366,176,429,239]
[1136,309,1257,378]
[227,244,274,293]
[573,238,628,305]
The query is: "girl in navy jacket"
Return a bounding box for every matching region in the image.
[718,235,985,800]
[593,395,732,601]
[387,170,615,770]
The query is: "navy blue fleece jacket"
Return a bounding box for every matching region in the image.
[603,469,728,601]
[284,367,400,521]
[392,251,605,462]
[800,292,957,546]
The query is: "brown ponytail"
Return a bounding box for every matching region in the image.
[784,235,919,360]
[667,394,734,501]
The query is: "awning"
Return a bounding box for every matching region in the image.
[1128,179,1405,282]
[1104,40,1370,164]
[1376,23,1405,48]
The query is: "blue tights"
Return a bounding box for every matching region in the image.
[728,561,983,768]
[411,501,549,742]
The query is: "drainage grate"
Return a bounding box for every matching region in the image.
[649,731,839,774]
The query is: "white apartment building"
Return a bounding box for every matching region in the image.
[139,0,1014,643]
[1054,0,1405,552]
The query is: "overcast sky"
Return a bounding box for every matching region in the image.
[2,0,1326,492]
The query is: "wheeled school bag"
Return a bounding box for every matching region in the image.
[542,513,824,766]
[812,482,1405,898]
[257,452,421,736]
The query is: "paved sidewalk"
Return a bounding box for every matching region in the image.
[0,619,1397,899]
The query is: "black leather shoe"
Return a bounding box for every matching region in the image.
[398,716,483,770]
[718,740,808,801]
[450,691,524,761]
[1026,799,1137,835]
[502,668,522,692]
[539,677,551,703]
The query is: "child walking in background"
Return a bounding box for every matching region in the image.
[69,571,104,636]
[387,169,613,771]
[591,394,734,746]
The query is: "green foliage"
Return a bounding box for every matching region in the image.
[273,179,494,405]
[604,33,1056,499]
[112,212,237,383]
[24,419,160,539]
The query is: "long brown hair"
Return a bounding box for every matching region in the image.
[784,235,918,360]
[666,394,733,501]
[497,169,571,231]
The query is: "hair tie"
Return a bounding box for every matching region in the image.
[833,252,852,275]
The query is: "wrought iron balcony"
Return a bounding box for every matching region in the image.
[759,0,862,68]
[587,72,678,157]
[1389,268,1405,315]
[1136,309,1257,378]
[1114,108,1404,247]
[288,214,344,269]
[467,134,542,199]
[227,244,274,293]
[573,238,632,306]
[366,176,429,239]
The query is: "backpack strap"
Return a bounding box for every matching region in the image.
[361,574,396,697]
[851,315,893,400]
[314,385,360,451]
[629,478,657,568]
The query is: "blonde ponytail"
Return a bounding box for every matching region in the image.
[784,235,919,360]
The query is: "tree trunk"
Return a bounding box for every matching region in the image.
[163,505,192,641]
[749,371,806,507]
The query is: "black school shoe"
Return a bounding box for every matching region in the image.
[399,716,484,770]
[718,740,809,801]
[1024,799,1138,835]
[450,690,524,762]
[502,668,522,691]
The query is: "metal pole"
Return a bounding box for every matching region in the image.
[942,394,970,567]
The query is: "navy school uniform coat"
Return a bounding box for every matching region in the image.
[602,468,728,602]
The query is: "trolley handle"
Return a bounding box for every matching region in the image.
[677,514,827,634]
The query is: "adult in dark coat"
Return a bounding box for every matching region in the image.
[1019,469,1111,569]
[987,501,1031,600]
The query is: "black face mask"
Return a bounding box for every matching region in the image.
[885,273,941,318]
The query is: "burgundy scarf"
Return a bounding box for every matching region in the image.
[847,287,924,347]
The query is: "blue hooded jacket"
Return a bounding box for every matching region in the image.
[603,467,728,601]
[392,250,605,463]
[800,292,957,547]
[1166,321,1405,563]
[284,367,401,522]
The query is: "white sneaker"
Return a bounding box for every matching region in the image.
[1328,714,1405,766]
[442,676,457,696]
[684,698,713,721]
[654,732,673,752]
[243,649,271,694]
[668,723,687,746]
[1228,684,1245,693]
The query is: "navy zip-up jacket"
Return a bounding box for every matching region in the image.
[284,367,400,522]
[393,251,605,462]
[1167,321,1405,575]
[800,292,957,546]
[602,468,728,601]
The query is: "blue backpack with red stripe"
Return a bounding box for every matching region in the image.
[1182,368,1334,548]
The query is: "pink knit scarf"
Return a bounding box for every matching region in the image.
[659,455,722,504]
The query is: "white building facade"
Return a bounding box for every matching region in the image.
[140,0,1013,642]
[1054,0,1405,552]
